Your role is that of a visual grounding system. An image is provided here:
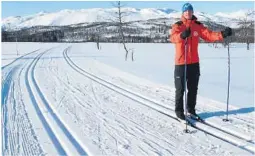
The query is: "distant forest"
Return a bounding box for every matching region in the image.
[2,20,254,44]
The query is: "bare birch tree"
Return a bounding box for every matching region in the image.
[95,15,101,50]
[111,1,133,61]
[238,10,254,50]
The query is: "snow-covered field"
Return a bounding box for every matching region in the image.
[1,42,254,155]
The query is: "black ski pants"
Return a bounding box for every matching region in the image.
[174,63,200,114]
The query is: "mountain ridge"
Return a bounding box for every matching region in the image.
[2,7,254,30]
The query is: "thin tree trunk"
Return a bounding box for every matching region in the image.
[118,1,129,61]
[131,51,134,61]
[247,41,249,50]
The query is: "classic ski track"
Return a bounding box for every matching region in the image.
[2,52,45,155]
[25,50,67,155]
[88,81,181,155]
[25,48,91,156]
[16,62,43,156]
[50,72,193,155]
[88,59,254,131]
[92,65,255,131]
[115,79,255,130]
[2,49,40,70]
[62,48,197,154]
[63,46,255,154]
[47,59,188,155]
[123,79,255,128]
[2,67,16,155]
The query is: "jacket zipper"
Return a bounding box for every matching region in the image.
[191,36,193,64]
[190,27,193,64]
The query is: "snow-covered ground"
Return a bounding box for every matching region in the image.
[1,42,254,155]
[65,42,254,108]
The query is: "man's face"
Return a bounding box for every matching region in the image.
[183,10,193,20]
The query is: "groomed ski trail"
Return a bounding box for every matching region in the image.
[25,47,92,155]
[2,46,95,155]
[63,46,255,154]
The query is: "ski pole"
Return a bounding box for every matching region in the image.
[184,38,190,133]
[223,41,230,122]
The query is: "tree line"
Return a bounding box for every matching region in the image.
[2,21,254,44]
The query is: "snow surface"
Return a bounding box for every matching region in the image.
[65,42,254,108]
[1,42,255,155]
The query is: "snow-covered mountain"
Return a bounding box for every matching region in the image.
[2,7,254,30]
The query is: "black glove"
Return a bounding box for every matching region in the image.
[180,28,191,39]
[221,27,232,38]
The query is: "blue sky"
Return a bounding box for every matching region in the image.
[2,1,254,18]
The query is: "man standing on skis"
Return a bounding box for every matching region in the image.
[170,3,232,121]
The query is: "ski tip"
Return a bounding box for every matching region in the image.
[222,118,230,122]
[187,115,205,123]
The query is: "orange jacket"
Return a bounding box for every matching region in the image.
[170,15,223,65]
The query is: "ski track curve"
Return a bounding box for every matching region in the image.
[111,77,255,131]
[25,47,91,155]
[63,46,255,154]
[2,49,40,70]
[25,50,67,155]
[86,60,255,140]
[49,53,198,155]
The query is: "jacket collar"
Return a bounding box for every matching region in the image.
[181,15,197,25]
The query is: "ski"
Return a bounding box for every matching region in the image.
[187,114,205,123]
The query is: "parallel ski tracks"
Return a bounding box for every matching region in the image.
[24,48,89,155]
[63,46,255,154]
[2,49,40,70]
[2,50,44,155]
